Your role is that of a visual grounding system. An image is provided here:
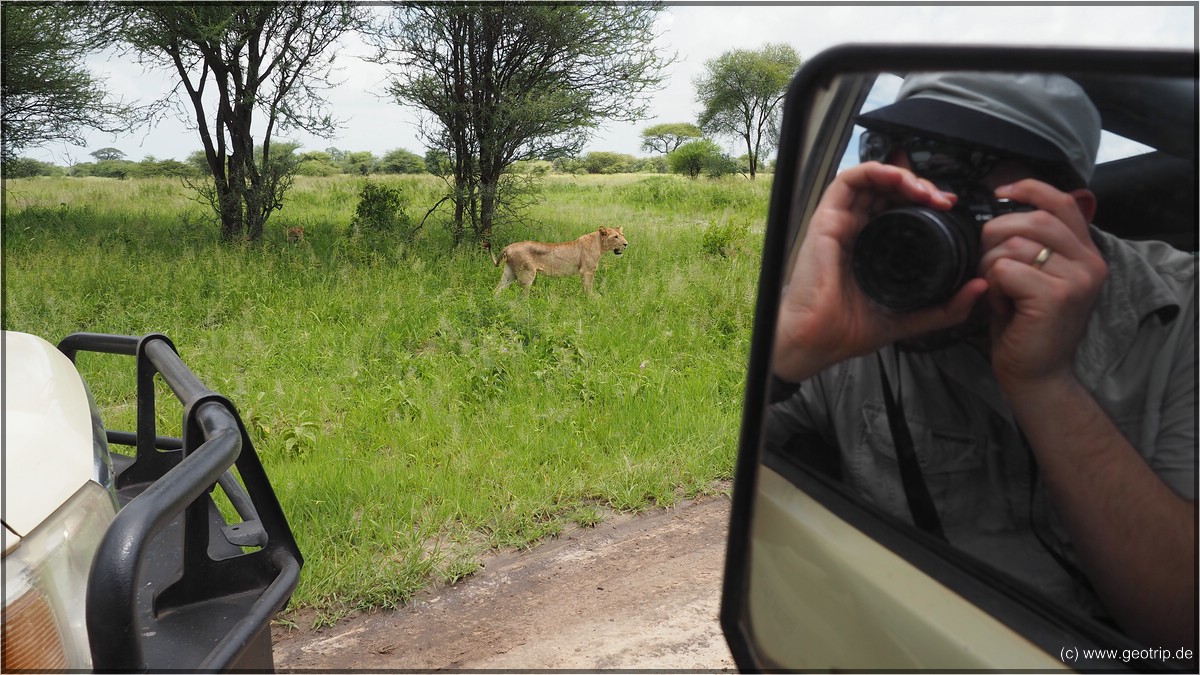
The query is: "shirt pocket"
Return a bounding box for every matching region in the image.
[853,403,988,527]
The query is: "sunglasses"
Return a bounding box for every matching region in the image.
[858,129,1003,181]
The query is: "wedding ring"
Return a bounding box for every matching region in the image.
[1032,246,1053,269]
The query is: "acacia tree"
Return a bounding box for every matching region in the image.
[91,147,126,161]
[695,43,801,180]
[116,3,363,242]
[640,122,703,155]
[1,3,133,160]
[370,3,670,247]
[370,7,476,244]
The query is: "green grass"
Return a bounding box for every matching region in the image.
[3,172,767,625]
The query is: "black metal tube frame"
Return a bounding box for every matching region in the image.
[58,332,303,672]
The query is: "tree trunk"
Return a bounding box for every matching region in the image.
[223,151,252,242]
[246,191,265,242]
[217,187,243,242]
[744,133,757,180]
[478,173,497,245]
[452,180,465,247]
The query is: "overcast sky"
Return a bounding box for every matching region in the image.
[27,3,1197,165]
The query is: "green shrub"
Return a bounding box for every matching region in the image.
[667,139,734,179]
[3,157,63,178]
[701,217,752,257]
[510,160,553,176]
[424,150,452,177]
[704,152,739,179]
[581,151,636,174]
[297,159,340,177]
[615,175,691,208]
[350,180,413,233]
[379,148,427,174]
[552,157,589,175]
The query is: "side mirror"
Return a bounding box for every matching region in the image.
[721,44,1197,671]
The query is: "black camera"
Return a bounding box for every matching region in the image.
[852,196,1034,311]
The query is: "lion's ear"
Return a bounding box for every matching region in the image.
[617,227,623,234]
[598,226,610,235]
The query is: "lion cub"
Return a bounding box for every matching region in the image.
[491,226,628,295]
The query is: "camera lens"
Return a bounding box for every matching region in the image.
[852,206,976,311]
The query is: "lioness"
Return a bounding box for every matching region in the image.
[491,226,628,295]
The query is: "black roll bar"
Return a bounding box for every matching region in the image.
[60,333,303,672]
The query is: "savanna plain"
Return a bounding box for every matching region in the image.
[3,172,767,628]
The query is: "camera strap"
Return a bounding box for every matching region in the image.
[876,351,946,539]
[876,351,1098,596]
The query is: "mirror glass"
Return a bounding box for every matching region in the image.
[758,65,1196,652]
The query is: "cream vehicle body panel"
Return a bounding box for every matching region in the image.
[748,468,1062,670]
[2,331,96,536]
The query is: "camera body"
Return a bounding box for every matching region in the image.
[852,193,1033,311]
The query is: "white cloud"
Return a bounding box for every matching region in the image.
[24,3,1196,163]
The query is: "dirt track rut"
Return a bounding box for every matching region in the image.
[272,495,736,671]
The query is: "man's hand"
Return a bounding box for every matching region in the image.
[772,162,986,381]
[977,178,1105,390]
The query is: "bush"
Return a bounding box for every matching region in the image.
[71,159,138,179]
[509,160,553,176]
[701,217,752,257]
[551,157,588,175]
[295,151,340,177]
[350,180,413,234]
[668,139,723,179]
[424,150,452,177]
[615,175,690,208]
[704,152,739,179]
[297,159,340,177]
[138,157,202,178]
[342,151,378,176]
[379,148,427,174]
[3,157,63,178]
[630,156,668,174]
[581,151,636,174]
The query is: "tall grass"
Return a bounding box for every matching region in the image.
[4,172,767,625]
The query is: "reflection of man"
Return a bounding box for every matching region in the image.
[769,72,1196,649]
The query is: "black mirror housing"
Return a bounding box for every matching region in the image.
[722,43,1196,672]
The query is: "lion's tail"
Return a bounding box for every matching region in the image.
[486,241,505,267]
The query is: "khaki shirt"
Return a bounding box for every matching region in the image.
[766,228,1196,620]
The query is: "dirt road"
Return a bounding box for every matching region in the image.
[272,494,736,671]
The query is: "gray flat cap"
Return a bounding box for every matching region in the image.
[858,71,1102,188]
